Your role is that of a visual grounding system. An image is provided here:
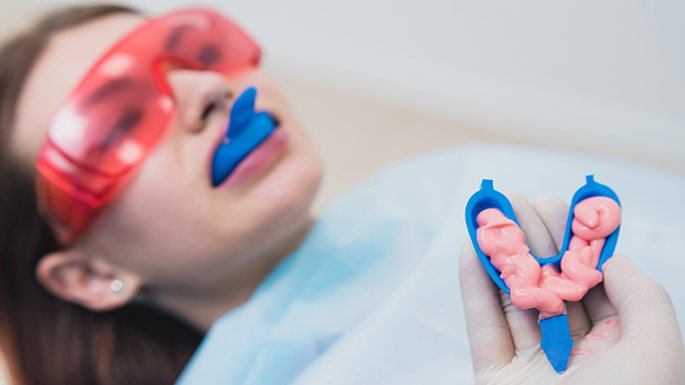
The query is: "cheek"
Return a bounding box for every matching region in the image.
[90,146,321,267]
[246,141,323,233]
[89,149,217,262]
[84,75,324,280]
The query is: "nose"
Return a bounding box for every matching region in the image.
[165,70,234,134]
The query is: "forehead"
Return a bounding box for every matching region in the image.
[11,13,145,165]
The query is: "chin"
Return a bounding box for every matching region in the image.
[270,148,322,213]
[210,113,323,247]
[251,146,323,235]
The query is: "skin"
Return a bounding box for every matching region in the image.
[10,13,324,330]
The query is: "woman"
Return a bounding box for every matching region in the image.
[0,4,321,384]
[0,4,682,385]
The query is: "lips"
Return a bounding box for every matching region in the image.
[210,87,278,187]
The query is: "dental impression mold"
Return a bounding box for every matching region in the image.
[211,87,278,186]
[464,176,621,373]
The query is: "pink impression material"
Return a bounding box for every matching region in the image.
[476,197,621,318]
[571,318,621,355]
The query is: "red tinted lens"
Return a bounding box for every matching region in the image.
[35,8,261,243]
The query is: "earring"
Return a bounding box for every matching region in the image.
[110,278,125,294]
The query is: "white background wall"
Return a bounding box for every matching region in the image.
[0,4,683,382]
[2,0,683,176]
[0,2,682,383]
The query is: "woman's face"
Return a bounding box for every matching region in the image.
[11,13,323,295]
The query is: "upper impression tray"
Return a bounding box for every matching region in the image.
[210,87,277,186]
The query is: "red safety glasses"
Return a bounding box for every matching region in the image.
[35,8,261,244]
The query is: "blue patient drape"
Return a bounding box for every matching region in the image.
[177,144,685,385]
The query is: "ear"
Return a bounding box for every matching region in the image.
[35,249,142,312]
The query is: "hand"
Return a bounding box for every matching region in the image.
[459,194,685,385]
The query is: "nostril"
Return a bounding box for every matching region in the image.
[270,113,281,127]
[201,101,218,121]
[201,89,233,122]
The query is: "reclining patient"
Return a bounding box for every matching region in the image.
[0,4,682,385]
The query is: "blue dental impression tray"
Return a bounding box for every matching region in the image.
[464,175,621,373]
[211,87,278,186]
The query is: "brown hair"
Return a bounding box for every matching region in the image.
[0,4,202,385]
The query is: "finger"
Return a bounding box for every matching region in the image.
[500,193,558,349]
[498,291,541,350]
[602,255,681,339]
[582,283,618,325]
[508,193,557,257]
[534,194,592,338]
[601,255,685,383]
[459,241,514,371]
[532,194,569,250]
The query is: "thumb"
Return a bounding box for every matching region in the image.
[602,255,681,338]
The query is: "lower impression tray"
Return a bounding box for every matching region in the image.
[464,176,621,373]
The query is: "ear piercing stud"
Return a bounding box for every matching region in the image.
[110,279,125,294]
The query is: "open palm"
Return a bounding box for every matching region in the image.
[459,194,684,385]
